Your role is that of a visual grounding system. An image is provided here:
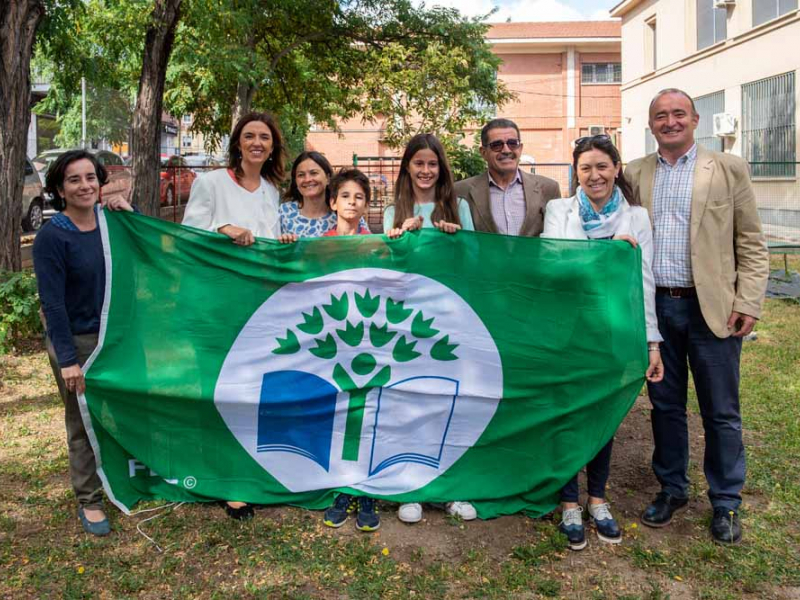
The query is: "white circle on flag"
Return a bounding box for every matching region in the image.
[215,268,503,495]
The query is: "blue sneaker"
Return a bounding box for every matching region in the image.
[323,494,357,528]
[588,502,622,544]
[78,506,110,537]
[356,497,380,532]
[559,506,587,551]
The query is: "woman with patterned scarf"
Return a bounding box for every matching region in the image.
[542,134,664,551]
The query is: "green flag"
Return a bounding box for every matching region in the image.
[81,210,647,518]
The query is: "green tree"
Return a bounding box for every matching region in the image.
[273,290,458,461]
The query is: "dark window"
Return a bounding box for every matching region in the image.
[753,0,797,26]
[693,91,725,152]
[742,72,796,178]
[697,0,727,50]
[581,63,622,84]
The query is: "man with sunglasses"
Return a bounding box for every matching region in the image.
[626,88,769,545]
[454,118,561,236]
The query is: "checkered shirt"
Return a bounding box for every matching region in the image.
[652,144,697,287]
[489,170,526,236]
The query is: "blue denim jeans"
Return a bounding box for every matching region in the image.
[646,292,744,511]
[560,439,614,503]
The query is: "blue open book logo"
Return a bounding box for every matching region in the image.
[257,372,458,476]
[214,268,504,495]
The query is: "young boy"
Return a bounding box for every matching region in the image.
[320,168,378,531]
[322,168,372,236]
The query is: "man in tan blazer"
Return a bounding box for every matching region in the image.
[454,118,561,236]
[627,89,769,545]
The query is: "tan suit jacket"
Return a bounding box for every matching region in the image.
[454,170,561,237]
[625,147,769,338]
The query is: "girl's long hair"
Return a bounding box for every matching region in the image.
[572,136,636,204]
[390,133,459,228]
[227,112,286,187]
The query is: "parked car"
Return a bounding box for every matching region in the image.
[160,155,197,206]
[22,158,46,232]
[183,153,223,175]
[35,148,132,216]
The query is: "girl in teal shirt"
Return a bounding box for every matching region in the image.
[384,133,474,238]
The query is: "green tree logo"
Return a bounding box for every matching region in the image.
[272,290,459,462]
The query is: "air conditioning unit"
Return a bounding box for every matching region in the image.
[588,125,605,136]
[713,0,735,7]
[713,113,737,137]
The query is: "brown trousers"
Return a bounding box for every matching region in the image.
[45,332,104,509]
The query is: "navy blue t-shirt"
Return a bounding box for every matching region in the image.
[33,212,105,367]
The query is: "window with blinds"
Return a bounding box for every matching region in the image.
[694,91,725,153]
[581,63,622,84]
[742,72,796,178]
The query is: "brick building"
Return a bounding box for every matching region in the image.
[305,21,622,167]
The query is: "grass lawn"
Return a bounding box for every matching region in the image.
[1,256,798,599]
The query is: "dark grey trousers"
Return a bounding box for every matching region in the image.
[45,332,104,509]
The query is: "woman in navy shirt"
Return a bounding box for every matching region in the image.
[33,150,133,536]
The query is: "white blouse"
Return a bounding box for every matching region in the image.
[183,168,280,239]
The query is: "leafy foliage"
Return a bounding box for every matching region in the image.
[32,0,511,156]
[0,270,43,353]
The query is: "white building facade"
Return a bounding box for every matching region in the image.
[612,0,799,241]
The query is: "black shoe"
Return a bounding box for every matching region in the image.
[223,502,254,521]
[711,508,742,544]
[355,497,381,532]
[323,493,356,528]
[641,492,688,528]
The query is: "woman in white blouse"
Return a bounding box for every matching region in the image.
[543,134,664,551]
[183,112,285,244]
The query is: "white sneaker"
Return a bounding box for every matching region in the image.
[398,503,423,523]
[445,501,477,521]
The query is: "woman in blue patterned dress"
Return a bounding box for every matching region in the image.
[279,151,369,240]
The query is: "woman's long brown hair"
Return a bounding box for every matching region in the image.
[227,112,286,187]
[390,133,460,228]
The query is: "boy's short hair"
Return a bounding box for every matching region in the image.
[330,168,371,204]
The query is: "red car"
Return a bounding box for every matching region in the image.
[160,155,197,206]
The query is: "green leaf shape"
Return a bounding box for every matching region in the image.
[411,311,439,339]
[392,335,421,362]
[355,290,380,318]
[386,297,413,324]
[431,335,459,361]
[297,306,324,335]
[333,363,356,391]
[322,293,349,321]
[309,333,337,360]
[336,320,364,347]
[369,322,397,348]
[351,353,377,376]
[365,365,391,388]
[273,329,300,355]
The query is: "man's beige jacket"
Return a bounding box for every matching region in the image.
[625,146,770,338]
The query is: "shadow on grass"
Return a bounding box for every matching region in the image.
[0,393,60,418]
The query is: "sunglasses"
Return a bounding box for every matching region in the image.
[574,134,612,146]
[485,138,522,152]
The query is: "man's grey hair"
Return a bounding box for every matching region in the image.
[480,118,521,147]
[648,88,698,119]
